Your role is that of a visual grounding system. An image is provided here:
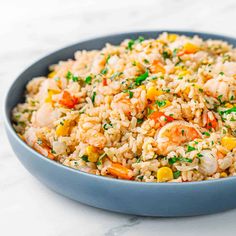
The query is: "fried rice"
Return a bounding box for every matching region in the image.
[12,33,236,182]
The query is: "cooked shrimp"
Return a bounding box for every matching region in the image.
[111,88,147,116]
[156,121,201,155]
[198,150,218,176]
[24,127,55,160]
[31,103,61,128]
[84,129,107,149]
[203,77,234,101]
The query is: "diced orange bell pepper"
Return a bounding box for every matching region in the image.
[178,43,198,56]
[150,60,166,74]
[206,113,218,130]
[149,111,174,126]
[59,91,78,109]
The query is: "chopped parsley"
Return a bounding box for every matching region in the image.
[101,68,108,75]
[37,139,42,145]
[137,118,144,124]
[173,48,178,57]
[96,153,106,165]
[135,71,149,85]
[162,51,171,60]
[219,72,224,76]
[162,88,170,93]
[103,123,113,130]
[106,55,110,64]
[127,40,135,50]
[197,153,203,158]
[219,107,236,115]
[127,36,144,50]
[51,149,56,154]
[168,156,193,164]
[123,89,133,98]
[66,71,78,82]
[217,95,223,103]
[147,107,154,115]
[187,145,196,152]
[81,155,89,162]
[173,170,181,179]
[110,72,123,80]
[91,92,96,104]
[85,76,92,84]
[155,100,166,108]
[202,131,210,137]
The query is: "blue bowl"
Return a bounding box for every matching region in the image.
[4,31,236,217]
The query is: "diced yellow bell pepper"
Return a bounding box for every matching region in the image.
[48,71,56,78]
[45,90,60,103]
[140,85,146,90]
[147,87,163,100]
[221,136,236,151]
[157,167,173,182]
[86,146,99,162]
[220,172,228,178]
[178,69,191,77]
[55,120,70,136]
[183,43,198,54]
[168,34,178,42]
[225,103,233,108]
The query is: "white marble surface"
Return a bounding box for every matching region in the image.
[1,0,236,235]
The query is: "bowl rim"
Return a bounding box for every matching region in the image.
[4,30,236,186]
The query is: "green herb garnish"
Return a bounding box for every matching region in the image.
[137,118,144,124]
[187,145,196,152]
[155,100,166,108]
[85,76,92,84]
[123,89,134,98]
[202,131,210,137]
[162,51,171,60]
[91,92,96,104]
[51,149,56,154]
[219,107,236,115]
[101,68,108,75]
[81,155,89,162]
[135,71,149,85]
[173,170,181,179]
[103,123,113,130]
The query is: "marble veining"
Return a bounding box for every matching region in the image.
[1,0,236,235]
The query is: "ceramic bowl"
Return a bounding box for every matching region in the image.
[4,31,236,216]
